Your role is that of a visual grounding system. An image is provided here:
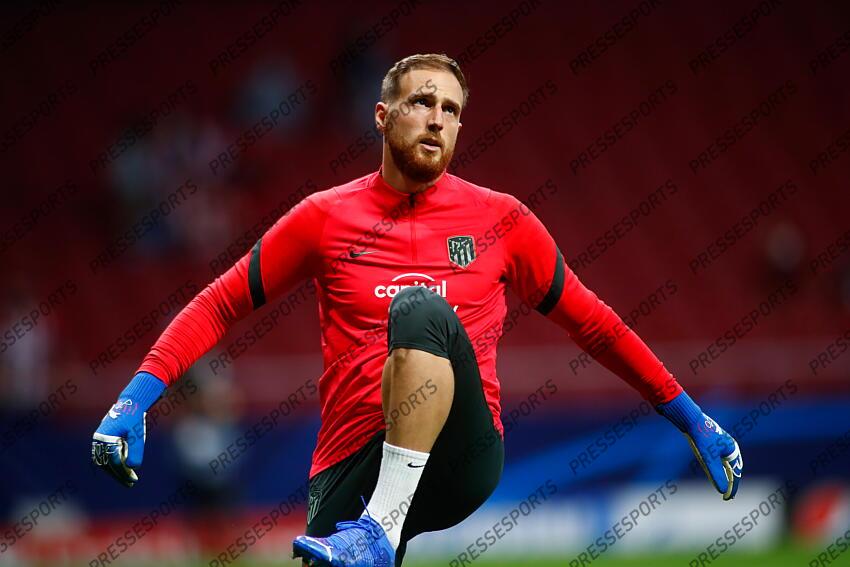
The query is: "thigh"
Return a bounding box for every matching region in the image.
[305,349,503,542]
[399,318,505,544]
[306,296,504,564]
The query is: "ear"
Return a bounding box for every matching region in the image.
[375,102,388,133]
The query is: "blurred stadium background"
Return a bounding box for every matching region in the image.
[2,1,849,565]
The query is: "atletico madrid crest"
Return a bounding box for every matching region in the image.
[447,235,476,268]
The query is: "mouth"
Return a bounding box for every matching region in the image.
[419,138,442,150]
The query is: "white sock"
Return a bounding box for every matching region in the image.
[361,441,429,549]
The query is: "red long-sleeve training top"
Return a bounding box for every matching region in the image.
[139,170,682,477]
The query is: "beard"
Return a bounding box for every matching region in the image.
[385,126,454,184]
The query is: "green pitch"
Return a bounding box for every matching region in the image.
[409,548,815,567]
[409,549,817,566]
[99,547,816,567]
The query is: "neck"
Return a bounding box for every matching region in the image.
[381,150,442,194]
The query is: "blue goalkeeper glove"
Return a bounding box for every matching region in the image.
[91,372,166,487]
[657,391,743,500]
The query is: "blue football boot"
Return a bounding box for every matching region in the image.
[293,511,394,566]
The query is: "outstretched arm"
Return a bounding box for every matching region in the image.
[540,254,682,405]
[140,196,327,383]
[92,194,327,486]
[499,193,743,500]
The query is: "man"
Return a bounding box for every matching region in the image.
[92,54,743,566]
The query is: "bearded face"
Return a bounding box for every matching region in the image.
[380,69,463,184]
[384,116,455,183]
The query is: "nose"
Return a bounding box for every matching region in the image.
[427,106,444,132]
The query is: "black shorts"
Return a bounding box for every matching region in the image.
[305,287,505,565]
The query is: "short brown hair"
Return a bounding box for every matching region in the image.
[381,53,469,109]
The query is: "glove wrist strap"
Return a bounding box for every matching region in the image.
[118,372,167,412]
[656,390,704,435]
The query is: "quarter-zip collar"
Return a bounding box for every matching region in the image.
[368,167,452,212]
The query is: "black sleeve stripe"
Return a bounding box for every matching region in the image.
[535,247,565,315]
[248,239,266,309]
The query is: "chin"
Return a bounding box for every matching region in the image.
[388,136,452,182]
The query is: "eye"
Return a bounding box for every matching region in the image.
[414,97,429,106]
[444,105,457,115]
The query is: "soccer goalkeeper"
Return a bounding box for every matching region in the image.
[92,54,743,567]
